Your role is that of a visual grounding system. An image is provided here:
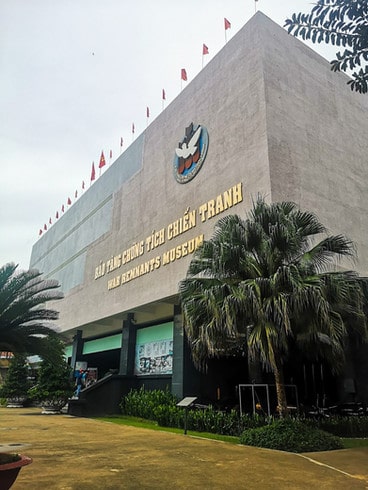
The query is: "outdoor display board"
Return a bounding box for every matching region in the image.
[134,322,173,375]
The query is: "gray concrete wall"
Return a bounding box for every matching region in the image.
[39,13,270,333]
[30,136,144,291]
[258,15,368,273]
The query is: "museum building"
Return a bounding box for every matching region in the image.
[30,12,368,415]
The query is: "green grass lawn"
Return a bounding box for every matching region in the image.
[98,415,239,444]
[342,438,368,448]
[97,415,368,448]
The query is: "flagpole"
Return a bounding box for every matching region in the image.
[90,162,95,187]
[162,89,166,111]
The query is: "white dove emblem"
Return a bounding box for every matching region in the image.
[175,126,202,158]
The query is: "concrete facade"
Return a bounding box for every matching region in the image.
[30,13,368,409]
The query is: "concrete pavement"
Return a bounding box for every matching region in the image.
[0,407,367,489]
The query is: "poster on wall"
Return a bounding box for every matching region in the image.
[134,339,173,375]
[75,361,87,371]
[74,361,88,377]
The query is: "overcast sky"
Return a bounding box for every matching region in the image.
[0,1,338,271]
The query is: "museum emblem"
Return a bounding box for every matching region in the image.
[173,123,209,183]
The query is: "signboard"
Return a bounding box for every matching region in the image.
[177,397,197,407]
[177,397,198,434]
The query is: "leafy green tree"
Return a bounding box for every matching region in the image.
[29,336,74,404]
[180,197,367,417]
[0,354,30,399]
[284,1,368,93]
[0,263,63,357]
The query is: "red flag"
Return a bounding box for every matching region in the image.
[181,68,187,81]
[224,18,231,30]
[99,151,106,169]
[44,224,47,231]
[62,204,65,213]
[91,162,96,181]
[75,190,78,199]
[56,211,59,219]
[120,137,123,147]
[162,88,166,100]
[49,217,52,225]
[39,229,43,236]
[132,123,135,134]
[109,149,112,159]
[203,43,209,55]
[82,180,85,190]
[146,106,150,118]
[67,197,72,205]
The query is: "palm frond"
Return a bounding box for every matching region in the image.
[0,263,63,357]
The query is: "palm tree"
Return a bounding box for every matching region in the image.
[0,262,63,358]
[180,197,367,417]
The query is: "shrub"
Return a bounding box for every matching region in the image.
[153,404,238,433]
[239,413,270,432]
[154,404,184,428]
[120,387,178,420]
[318,416,368,438]
[120,388,274,435]
[120,388,368,443]
[240,418,343,453]
[186,407,242,435]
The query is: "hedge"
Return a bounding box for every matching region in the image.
[120,388,368,440]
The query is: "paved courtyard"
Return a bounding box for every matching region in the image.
[1,407,367,489]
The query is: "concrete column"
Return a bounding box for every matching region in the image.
[70,330,84,371]
[119,313,136,375]
[171,304,184,399]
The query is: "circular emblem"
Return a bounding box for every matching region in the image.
[173,123,209,183]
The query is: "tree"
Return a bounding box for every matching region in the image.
[29,336,74,406]
[0,354,30,401]
[179,197,367,417]
[284,1,368,93]
[0,263,63,358]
